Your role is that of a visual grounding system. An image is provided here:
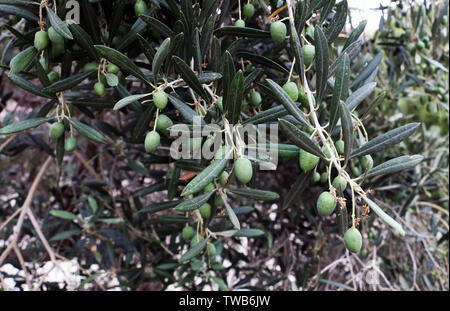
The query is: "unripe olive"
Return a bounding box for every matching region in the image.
[250,91,262,106]
[216,96,223,112]
[320,172,328,184]
[406,42,415,53]
[235,19,245,27]
[282,81,299,101]
[214,194,227,207]
[219,171,229,187]
[234,157,253,184]
[243,3,255,19]
[241,99,249,112]
[48,26,64,43]
[335,140,345,155]
[416,40,425,51]
[204,183,215,193]
[64,136,77,152]
[190,233,204,247]
[305,26,315,41]
[332,175,347,191]
[361,155,373,170]
[134,0,148,16]
[312,172,321,183]
[51,42,64,58]
[316,191,336,216]
[154,90,168,110]
[344,227,362,253]
[107,63,120,74]
[49,122,65,140]
[34,30,49,51]
[39,58,50,73]
[199,203,212,219]
[270,21,287,44]
[94,82,105,96]
[156,114,173,130]
[144,130,160,153]
[302,45,315,68]
[47,71,60,84]
[182,226,195,241]
[299,149,319,172]
[84,62,98,72]
[207,243,216,257]
[298,86,309,108]
[351,166,361,177]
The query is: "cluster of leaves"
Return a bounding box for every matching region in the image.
[0,0,445,291]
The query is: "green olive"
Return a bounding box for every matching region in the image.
[234,157,253,184]
[299,149,319,172]
[302,45,315,68]
[156,114,173,130]
[144,130,160,153]
[154,90,168,110]
[332,175,347,191]
[134,0,148,16]
[34,30,49,51]
[64,136,77,152]
[48,26,64,43]
[282,81,299,102]
[49,122,65,140]
[243,3,255,19]
[344,227,362,253]
[94,82,105,96]
[250,91,262,106]
[270,21,287,44]
[107,63,120,74]
[235,19,246,27]
[316,191,336,216]
[199,203,212,219]
[182,226,195,241]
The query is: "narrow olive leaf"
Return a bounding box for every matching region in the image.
[133,105,155,139]
[200,15,214,58]
[236,51,289,74]
[282,172,311,209]
[432,0,449,42]
[248,143,300,158]
[114,93,150,110]
[351,123,420,158]
[243,103,301,125]
[314,26,329,103]
[56,135,65,166]
[114,84,144,113]
[172,56,211,104]
[329,53,350,132]
[175,191,214,212]
[127,157,148,174]
[361,91,385,120]
[108,0,126,42]
[225,70,244,124]
[49,210,78,221]
[229,187,279,201]
[105,73,119,87]
[68,23,99,61]
[328,40,362,78]
[0,4,38,21]
[138,201,181,214]
[168,167,180,200]
[165,32,184,76]
[68,119,108,144]
[35,59,50,87]
[289,20,305,84]
[343,20,367,50]
[181,150,232,196]
[362,196,405,236]
[140,14,175,38]
[9,46,37,74]
[167,94,205,125]
[46,6,72,39]
[152,37,171,84]
[224,199,240,230]
[279,119,326,159]
[235,228,265,237]
[351,52,383,88]
[213,26,271,38]
[222,50,236,102]
[199,0,219,24]
[420,54,449,73]
[243,68,263,91]
[42,70,96,94]
[366,155,424,178]
[319,0,336,25]
[116,18,149,51]
[324,0,347,44]
[95,45,150,84]
[295,0,310,35]
[180,237,209,262]
[346,82,377,111]
[192,28,202,74]
[339,100,353,167]
[137,33,156,63]
[0,117,53,135]
[213,230,238,237]
[7,74,54,99]
[211,276,229,291]
[266,79,310,127]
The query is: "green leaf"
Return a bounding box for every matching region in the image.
[42,70,96,94]
[279,119,325,159]
[222,50,236,105]
[180,237,208,262]
[319,0,336,25]
[9,46,37,74]
[175,191,214,212]
[314,26,329,103]
[116,16,149,51]
[329,53,350,132]
[50,229,83,242]
[137,33,156,63]
[46,6,73,40]
[328,40,362,78]
[351,52,383,88]
[138,201,180,214]
[49,210,78,221]
[126,156,148,174]
[95,45,150,85]
[229,187,279,201]
[98,218,123,224]
[351,123,420,158]
[224,199,240,230]
[361,91,385,121]
[0,117,53,135]
[7,74,54,99]
[282,172,311,210]
[343,20,366,51]
[167,94,205,125]
[140,14,175,38]
[242,102,302,125]
[152,37,171,84]
[181,149,232,196]
[35,59,50,87]
[68,118,108,144]
[236,51,289,74]
[339,100,353,167]
[68,23,99,61]
[172,56,211,104]
[289,20,305,84]
[295,0,310,35]
[346,82,377,111]
[114,93,150,111]
[0,4,38,21]
[213,26,271,38]
[366,155,424,178]
[324,0,347,44]
[235,228,265,237]
[224,70,244,124]
[362,196,405,236]
[211,276,229,291]
[266,79,310,128]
